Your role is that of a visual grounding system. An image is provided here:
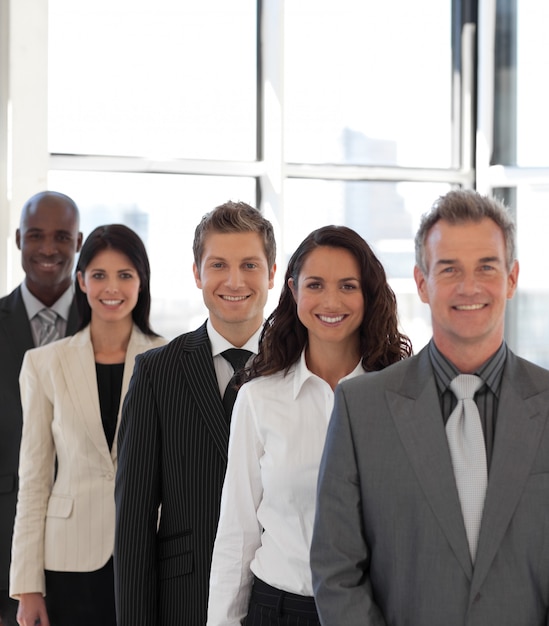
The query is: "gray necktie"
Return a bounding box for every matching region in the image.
[37,308,60,346]
[221,349,252,421]
[446,374,487,562]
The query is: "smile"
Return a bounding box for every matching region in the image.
[454,304,486,311]
[221,295,249,302]
[101,299,123,306]
[318,314,345,324]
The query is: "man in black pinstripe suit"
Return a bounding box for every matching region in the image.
[114,201,276,626]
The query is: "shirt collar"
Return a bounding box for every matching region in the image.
[429,339,507,396]
[21,281,74,322]
[292,350,366,400]
[206,317,262,356]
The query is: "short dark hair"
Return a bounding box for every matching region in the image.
[415,189,516,274]
[192,201,276,272]
[247,225,412,379]
[20,190,80,228]
[75,224,158,335]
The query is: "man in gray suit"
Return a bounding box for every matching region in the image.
[114,201,276,626]
[0,191,82,626]
[311,189,549,625]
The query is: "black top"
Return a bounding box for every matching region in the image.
[95,362,124,450]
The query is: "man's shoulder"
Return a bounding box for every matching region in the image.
[341,351,422,393]
[506,349,549,388]
[136,324,210,367]
[0,284,23,314]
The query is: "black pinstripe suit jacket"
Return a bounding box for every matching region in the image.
[114,321,231,626]
[0,286,79,592]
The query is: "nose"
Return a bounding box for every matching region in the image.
[322,287,341,309]
[39,236,59,256]
[104,279,120,293]
[457,271,480,295]
[225,266,244,290]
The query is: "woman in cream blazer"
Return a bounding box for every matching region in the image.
[10,224,166,626]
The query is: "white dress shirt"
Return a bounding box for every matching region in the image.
[207,351,365,626]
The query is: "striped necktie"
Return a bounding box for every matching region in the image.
[37,308,60,346]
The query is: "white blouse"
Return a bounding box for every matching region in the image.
[207,351,365,626]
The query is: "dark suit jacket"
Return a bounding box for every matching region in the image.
[114,322,230,626]
[0,285,78,591]
[311,344,549,626]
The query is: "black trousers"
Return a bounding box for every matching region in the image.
[244,577,320,626]
[45,557,116,626]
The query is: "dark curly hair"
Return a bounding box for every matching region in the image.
[247,225,412,381]
[75,224,159,336]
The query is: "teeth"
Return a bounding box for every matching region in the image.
[222,295,248,301]
[39,262,56,268]
[319,315,345,323]
[102,300,122,305]
[455,304,484,311]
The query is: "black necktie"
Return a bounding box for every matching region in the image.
[221,349,252,421]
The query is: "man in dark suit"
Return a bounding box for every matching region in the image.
[0,191,82,626]
[114,201,277,626]
[311,190,549,625]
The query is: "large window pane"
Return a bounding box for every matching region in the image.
[284,178,453,352]
[496,185,549,368]
[284,0,452,168]
[516,2,549,166]
[48,0,257,160]
[48,171,261,339]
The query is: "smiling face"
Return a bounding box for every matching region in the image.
[414,217,518,368]
[77,249,141,325]
[193,231,275,345]
[16,195,83,306]
[289,246,364,353]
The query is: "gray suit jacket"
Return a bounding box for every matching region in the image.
[0,285,78,590]
[311,344,549,626]
[114,322,230,626]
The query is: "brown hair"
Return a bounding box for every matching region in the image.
[247,225,411,380]
[193,201,276,272]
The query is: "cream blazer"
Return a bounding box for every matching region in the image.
[9,325,166,597]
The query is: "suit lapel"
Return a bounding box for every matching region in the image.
[59,327,114,467]
[179,323,229,462]
[111,328,158,462]
[387,348,473,579]
[471,353,549,595]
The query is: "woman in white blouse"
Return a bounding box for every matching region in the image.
[207,225,412,626]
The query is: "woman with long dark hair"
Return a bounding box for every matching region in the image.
[207,225,412,625]
[10,224,166,626]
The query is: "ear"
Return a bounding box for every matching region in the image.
[15,229,21,250]
[76,271,86,293]
[193,263,202,288]
[413,265,430,304]
[76,232,83,252]
[288,276,298,302]
[506,259,519,299]
[268,263,277,289]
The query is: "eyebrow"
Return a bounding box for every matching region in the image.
[303,275,361,281]
[88,267,135,273]
[435,255,502,266]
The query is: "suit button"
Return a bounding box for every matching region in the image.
[106,472,114,480]
[473,592,481,603]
